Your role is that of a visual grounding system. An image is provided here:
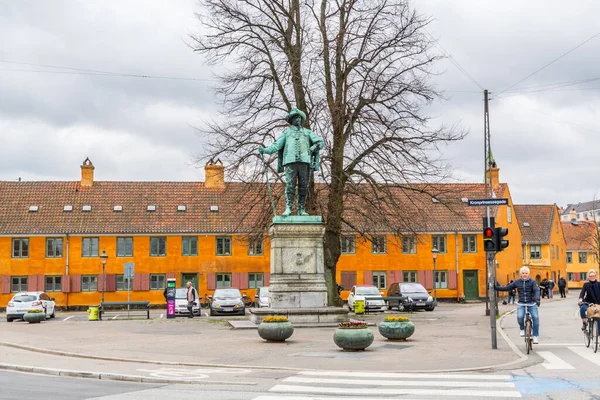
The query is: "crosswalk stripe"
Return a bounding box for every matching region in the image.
[568,346,600,366]
[283,376,516,388]
[297,370,511,380]
[252,396,423,400]
[538,351,575,369]
[269,384,522,398]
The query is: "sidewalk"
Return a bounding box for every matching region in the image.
[0,302,540,383]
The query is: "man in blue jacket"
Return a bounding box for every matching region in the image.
[496,266,541,344]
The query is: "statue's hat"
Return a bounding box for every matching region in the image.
[285,108,307,124]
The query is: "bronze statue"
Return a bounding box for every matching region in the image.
[259,108,324,216]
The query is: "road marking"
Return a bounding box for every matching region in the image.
[269,384,521,398]
[297,371,511,380]
[111,315,119,320]
[284,376,515,388]
[253,397,423,400]
[137,366,253,381]
[569,346,600,366]
[537,351,575,369]
[536,343,584,347]
[62,316,74,321]
[159,313,164,318]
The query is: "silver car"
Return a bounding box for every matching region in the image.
[209,288,245,316]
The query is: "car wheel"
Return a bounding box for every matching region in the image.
[209,309,215,316]
[426,306,435,312]
[7,317,13,322]
[50,309,56,318]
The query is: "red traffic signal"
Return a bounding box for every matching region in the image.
[484,227,494,238]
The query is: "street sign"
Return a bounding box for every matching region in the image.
[468,198,508,206]
[124,262,135,279]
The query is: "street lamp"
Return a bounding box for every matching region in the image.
[431,247,439,302]
[100,248,108,305]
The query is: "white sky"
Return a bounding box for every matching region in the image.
[1,0,599,207]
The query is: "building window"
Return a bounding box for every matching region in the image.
[11,276,28,292]
[81,275,98,292]
[507,206,512,223]
[45,276,62,292]
[150,237,166,256]
[340,236,356,254]
[462,235,476,253]
[248,273,264,288]
[435,271,448,289]
[530,245,541,259]
[371,236,386,254]
[581,272,588,281]
[579,252,588,264]
[403,271,418,283]
[402,236,417,254]
[432,235,446,253]
[12,238,29,258]
[248,237,263,256]
[216,237,232,256]
[182,236,198,256]
[372,271,386,289]
[150,274,166,290]
[82,237,99,257]
[117,237,133,257]
[568,272,574,281]
[46,238,63,258]
[567,252,572,263]
[216,273,232,288]
[116,275,132,291]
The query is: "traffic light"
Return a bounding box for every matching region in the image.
[483,217,496,252]
[495,227,509,252]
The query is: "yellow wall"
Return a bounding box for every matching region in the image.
[566,251,598,289]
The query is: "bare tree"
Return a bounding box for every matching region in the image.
[190,0,464,305]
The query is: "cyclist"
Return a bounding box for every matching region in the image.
[495,266,541,344]
[578,269,600,331]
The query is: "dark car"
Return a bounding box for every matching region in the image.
[386,282,436,311]
[208,288,246,316]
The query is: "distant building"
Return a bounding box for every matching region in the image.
[562,220,599,289]
[560,200,600,223]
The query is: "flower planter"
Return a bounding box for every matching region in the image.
[258,321,294,342]
[378,320,415,340]
[23,311,46,324]
[333,327,374,351]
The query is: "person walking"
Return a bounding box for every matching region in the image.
[548,279,555,299]
[540,278,548,299]
[558,276,567,298]
[507,280,516,304]
[186,281,198,318]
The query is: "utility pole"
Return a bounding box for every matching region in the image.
[484,89,498,349]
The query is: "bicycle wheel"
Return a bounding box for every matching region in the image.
[525,319,533,354]
[594,320,599,353]
[584,322,591,347]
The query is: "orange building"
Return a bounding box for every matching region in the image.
[562,219,599,289]
[1,160,524,307]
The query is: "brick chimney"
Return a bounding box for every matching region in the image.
[205,159,225,189]
[485,160,499,187]
[80,157,95,187]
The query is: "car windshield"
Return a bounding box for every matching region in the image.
[400,284,428,293]
[175,288,188,299]
[356,287,381,295]
[214,289,241,298]
[12,295,37,302]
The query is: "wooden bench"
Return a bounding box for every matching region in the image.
[364,296,413,313]
[99,301,150,320]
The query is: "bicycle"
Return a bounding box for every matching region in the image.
[524,306,533,354]
[581,303,599,352]
[199,296,211,309]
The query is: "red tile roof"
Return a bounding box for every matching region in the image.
[562,221,597,251]
[513,204,556,244]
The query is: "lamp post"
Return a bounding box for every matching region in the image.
[431,248,439,302]
[100,249,108,305]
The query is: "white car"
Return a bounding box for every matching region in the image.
[255,287,270,308]
[347,285,386,312]
[175,288,201,316]
[7,292,56,322]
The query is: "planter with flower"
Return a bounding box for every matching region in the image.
[333,321,374,351]
[258,315,294,342]
[23,308,46,324]
[378,315,415,340]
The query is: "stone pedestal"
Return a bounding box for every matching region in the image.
[248,216,348,324]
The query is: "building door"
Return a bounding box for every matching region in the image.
[463,270,479,300]
[181,273,198,290]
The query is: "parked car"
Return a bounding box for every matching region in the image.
[6,292,56,322]
[208,288,246,316]
[174,288,201,316]
[347,285,386,312]
[254,287,270,308]
[386,282,436,311]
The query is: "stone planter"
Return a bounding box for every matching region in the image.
[333,327,374,351]
[258,321,294,342]
[378,320,415,341]
[23,312,46,324]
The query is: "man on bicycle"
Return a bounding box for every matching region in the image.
[578,269,600,331]
[495,266,541,344]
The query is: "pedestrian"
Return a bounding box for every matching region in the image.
[548,279,555,299]
[540,278,548,299]
[507,280,516,304]
[186,281,198,318]
[558,276,567,298]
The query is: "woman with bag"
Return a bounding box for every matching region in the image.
[578,269,600,331]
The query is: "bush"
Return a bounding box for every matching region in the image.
[26,309,44,313]
[338,321,368,329]
[263,315,289,323]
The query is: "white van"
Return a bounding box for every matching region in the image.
[175,288,201,316]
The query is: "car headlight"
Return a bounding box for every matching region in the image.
[427,296,433,302]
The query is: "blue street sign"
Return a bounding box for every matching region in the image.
[468,198,508,206]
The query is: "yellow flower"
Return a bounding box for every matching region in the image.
[27,309,44,313]
[384,315,410,322]
[263,315,289,322]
